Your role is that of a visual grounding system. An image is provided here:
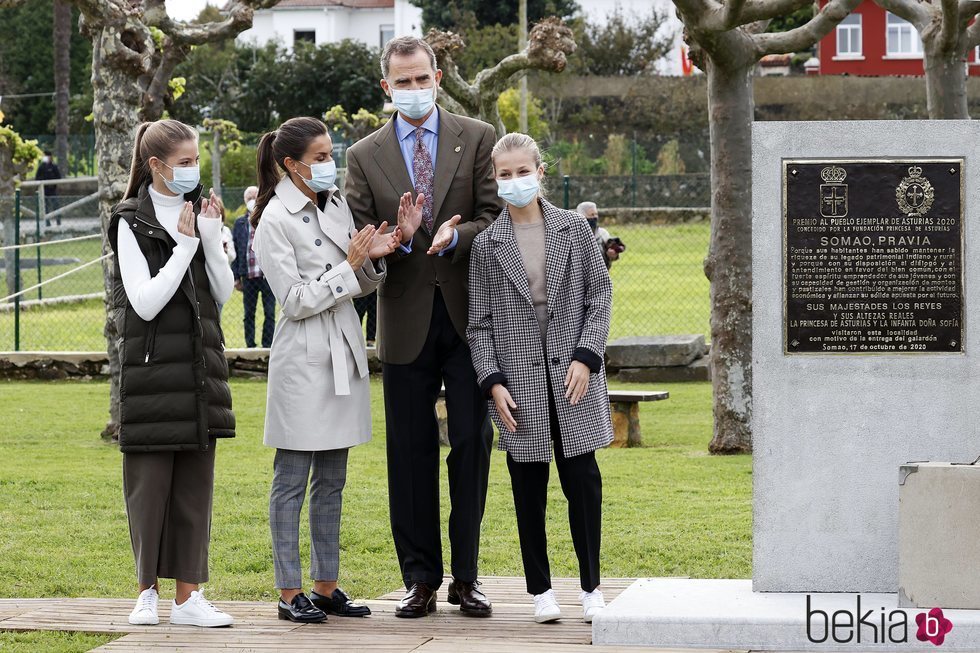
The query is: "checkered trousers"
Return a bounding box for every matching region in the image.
[269,447,348,589]
[467,199,614,463]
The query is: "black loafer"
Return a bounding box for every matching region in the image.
[278,593,327,623]
[310,588,372,617]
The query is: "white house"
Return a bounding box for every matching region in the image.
[235,0,423,51]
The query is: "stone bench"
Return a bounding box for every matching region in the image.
[436,387,669,448]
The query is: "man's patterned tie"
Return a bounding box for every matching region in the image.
[412,126,435,234]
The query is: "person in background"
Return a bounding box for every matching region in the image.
[232,185,275,348]
[36,151,63,226]
[353,290,377,347]
[469,134,613,625]
[576,202,624,270]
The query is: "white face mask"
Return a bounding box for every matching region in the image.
[391,87,436,121]
[159,161,200,195]
[245,199,256,212]
[497,174,541,208]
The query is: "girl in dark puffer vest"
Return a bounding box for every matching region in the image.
[107,119,236,628]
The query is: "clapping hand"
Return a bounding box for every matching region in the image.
[427,215,461,256]
[200,189,222,222]
[397,192,424,244]
[368,221,400,260]
[177,202,196,238]
[347,224,376,269]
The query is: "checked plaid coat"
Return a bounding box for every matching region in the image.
[467,198,614,463]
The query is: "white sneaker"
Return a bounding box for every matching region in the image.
[580,588,605,623]
[533,589,562,623]
[169,589,234,627]
[128,586,159,625]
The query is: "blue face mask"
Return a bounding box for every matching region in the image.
[296,160,337,193]
[160,162,200,195]
[391,87,436,121]
[497,174,540,208]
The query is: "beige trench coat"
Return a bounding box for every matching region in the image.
[252,176,384,451]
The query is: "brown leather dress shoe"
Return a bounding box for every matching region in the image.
[395,582,436,618]
[447,579,492,617]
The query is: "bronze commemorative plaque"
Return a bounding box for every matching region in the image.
[784,159,963,354]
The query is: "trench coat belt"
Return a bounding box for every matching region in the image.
[304,308,369,397]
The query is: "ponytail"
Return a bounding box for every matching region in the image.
[251,116,330,228]
[123,119,198,200]
[252,131,280,228]
[124,123,153,200]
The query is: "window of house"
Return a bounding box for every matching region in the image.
[886,13,922,57]
[380,24,395,49]
[836,13,862,57]
[294,30,316,46]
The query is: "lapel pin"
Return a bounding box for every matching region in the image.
[454,145,461,153]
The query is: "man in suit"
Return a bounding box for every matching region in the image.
[232,186,276,348]
[345,36,502,619]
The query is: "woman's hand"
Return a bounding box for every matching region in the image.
[200,189,223,222]
[347,224,376,269]
[177,201,196,238]
[368,221,399,260]
[564,360,590,405]
[491,384,517,433]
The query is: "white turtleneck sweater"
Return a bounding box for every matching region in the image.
[117,186,235,322]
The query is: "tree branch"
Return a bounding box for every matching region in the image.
[754,0,863,55]
[872,0,930,29]
[940,0,960,50]
[965,15,980,47]
[958,0,980,32]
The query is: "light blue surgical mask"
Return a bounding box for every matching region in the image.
[296,160,337,193]
[497,174,540,208]
[160,161,200,195]
[391,87,436,121]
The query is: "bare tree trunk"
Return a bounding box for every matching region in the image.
[89,32,146,441]
[53,0,72,170]
[211,130,222,194]
[704,60,754,454]
[924,47,969,119]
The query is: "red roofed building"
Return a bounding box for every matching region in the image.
[817,0,980,76]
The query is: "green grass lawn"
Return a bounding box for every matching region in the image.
[0,378,750,605]
[0,632,118,653]
[0,223,711,351]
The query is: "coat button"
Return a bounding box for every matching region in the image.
[336,286,343,293]
[552,357,560,365]
[148,230,153,235]
[303,216,310,223]
[315,239,322,246]
[325,263,332,270]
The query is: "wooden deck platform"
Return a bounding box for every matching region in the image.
[0,577,748,652]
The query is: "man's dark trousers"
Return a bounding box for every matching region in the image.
[382,290,491,590]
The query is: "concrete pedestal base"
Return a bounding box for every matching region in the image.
[593,578,980,651]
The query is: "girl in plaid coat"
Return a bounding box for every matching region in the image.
[467,133,614,624]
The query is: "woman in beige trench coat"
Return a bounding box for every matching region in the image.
[251,117,401,624]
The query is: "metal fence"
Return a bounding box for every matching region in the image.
[0,176,711,352]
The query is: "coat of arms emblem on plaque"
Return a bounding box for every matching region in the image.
[819,165,848,218]
[896,165,934,217]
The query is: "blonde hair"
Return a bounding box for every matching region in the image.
[491,132,542,170]
[124,120,198,199]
